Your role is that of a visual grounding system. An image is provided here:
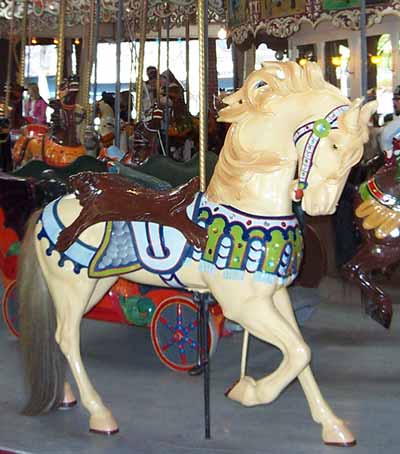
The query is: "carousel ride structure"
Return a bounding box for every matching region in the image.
[342,138,400,329]
[15,62,376,444]
[12,77,86,168]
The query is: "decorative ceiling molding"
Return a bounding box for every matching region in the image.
[228,1,400,45]
[0,0,225,34]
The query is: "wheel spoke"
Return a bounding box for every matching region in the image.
[158,315,175,332]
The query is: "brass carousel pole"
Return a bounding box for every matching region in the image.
[185,15,190,111]
[18,0,29,88]
[56,0,67,98]
[5,0,16,119]
[197,0,210,441]
[84,0,96,126]
[135,0,149,123]
[156,18,162,105]
[198,0,208,193]
[91,0,101,124]
[114,0,124,147]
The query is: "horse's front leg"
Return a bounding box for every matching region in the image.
[214,285,310,406]
[47,272,120,434]
[273,287,356,446]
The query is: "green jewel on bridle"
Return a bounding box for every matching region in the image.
[292,105,350,201]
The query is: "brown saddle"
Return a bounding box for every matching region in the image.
[55,173,207,253]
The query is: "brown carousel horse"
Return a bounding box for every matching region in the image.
[342,137,400,329]
[12,77,86,168]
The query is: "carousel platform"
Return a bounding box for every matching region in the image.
[0,277,399,454]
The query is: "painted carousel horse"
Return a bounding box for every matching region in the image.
[342,137,400,329]
[16,62,375,445]
[12,77,86,168]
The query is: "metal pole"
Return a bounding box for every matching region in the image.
[5,0,16,118]
[114,0,124,147]
[198,0,208,192]
[85,0,96,126]
[185,15,190,110]
[197,0,210,440]
[135,0,148,122]
[165,15,170,154]
[156,19,162,105]
[360,0,368,98]
[91,0,101,123]
[19,0,29,88]
[56,0,67,98]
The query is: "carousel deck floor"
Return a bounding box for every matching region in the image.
[0,277,399,454]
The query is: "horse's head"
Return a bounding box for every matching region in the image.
[59,76,79,105]
[294,97,377,216]
[215,62,377,216]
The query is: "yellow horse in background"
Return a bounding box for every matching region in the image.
[17,62,376,445]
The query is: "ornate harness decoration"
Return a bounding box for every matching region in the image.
[293,105,349,201]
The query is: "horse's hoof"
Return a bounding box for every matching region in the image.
[324,440,357,448]
[58,400,78,410]
[89,413,119,434]
[322,421,356,447]
[90,428,119,436]
[225,376,258,406]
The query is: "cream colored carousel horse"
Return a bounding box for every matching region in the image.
[17,62,376,445]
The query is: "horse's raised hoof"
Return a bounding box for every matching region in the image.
[224,376,258,406]
[90,428,120,436]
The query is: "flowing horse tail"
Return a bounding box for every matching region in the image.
[17,210,66,415]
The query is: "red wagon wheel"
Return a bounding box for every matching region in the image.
[2,280,19,337]
[150,295,218,372]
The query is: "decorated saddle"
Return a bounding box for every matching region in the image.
[38,174,303,288]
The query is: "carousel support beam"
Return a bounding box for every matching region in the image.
[56,0,67,98]
[232,44,244,90]
[114,0,124,147]
[185,15,190,110]
[18,0,29,88]
[84,0,96,126]
[243,43,255,80]
[156,19,162,105]
[315,42,325,77]
[360,0,368,98]
[135,0,149,123]
[348,33,362,99]
[5,0,16,118]
[390,31,400,90]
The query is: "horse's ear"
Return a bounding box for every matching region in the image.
[360,100,378,128]
[341,98,363,133]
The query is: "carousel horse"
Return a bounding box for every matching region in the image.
[16,62,375,445]
[12,78,86,168]
[342,138,400,329]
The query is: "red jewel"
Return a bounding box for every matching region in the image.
[294,188,304,200]
[246,220,252,225]
[281,222,286,227]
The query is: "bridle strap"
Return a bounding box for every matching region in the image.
[293,105,349,200]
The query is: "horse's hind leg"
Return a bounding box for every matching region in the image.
[224,292,311,407]
[273,287,356,446]
[46,273,120,434]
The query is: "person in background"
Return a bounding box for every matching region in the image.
[24,83,47,124]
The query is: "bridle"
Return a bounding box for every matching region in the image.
[293,105,349,201]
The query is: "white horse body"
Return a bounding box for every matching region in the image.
[18,62,376,445]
